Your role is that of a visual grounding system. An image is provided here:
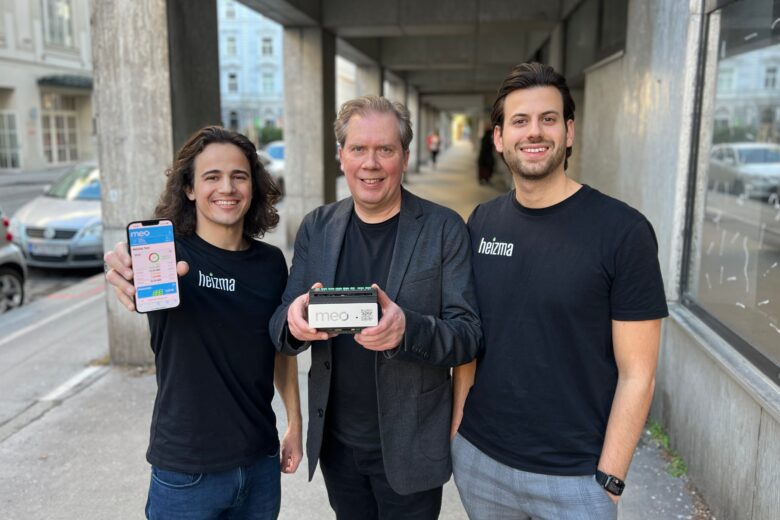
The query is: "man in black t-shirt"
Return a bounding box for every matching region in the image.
[105,127,302,520]
[450,63,668,520]
[269,97,482,520]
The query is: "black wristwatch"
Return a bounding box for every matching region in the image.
[595,469,625,496]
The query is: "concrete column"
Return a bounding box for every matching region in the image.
[406,86,420,173]
[438,111,450,149]
[283,27,338,245]
[383,79,405,104]
[547,23,565,73]
[167,0,221,150]
[93,0,220,365]
[355,63,382,96]
[93,0,172,366]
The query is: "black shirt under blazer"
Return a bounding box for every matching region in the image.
[270,188,482,495]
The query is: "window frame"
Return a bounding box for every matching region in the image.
[41,0,75,49]
[680,0,780,386]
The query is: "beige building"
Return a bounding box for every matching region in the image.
[0,0,93,171]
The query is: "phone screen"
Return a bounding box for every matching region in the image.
[127,220,180,313]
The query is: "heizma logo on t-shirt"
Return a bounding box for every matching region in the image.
[477,236,514,257]
[198,270,236,292]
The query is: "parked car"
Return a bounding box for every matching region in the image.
[10,162,103,269]
[709,142,780,200]
[0,204,27,313]
[259,140,285,195]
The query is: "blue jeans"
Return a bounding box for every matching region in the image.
[452,434,617,520]
[145,453,281,520]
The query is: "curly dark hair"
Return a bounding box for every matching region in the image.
[491,62,576,170]
[154,126,281,239]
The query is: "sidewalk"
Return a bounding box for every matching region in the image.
[0,143,709,519]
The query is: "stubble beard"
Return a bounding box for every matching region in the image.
[505,140,566,182]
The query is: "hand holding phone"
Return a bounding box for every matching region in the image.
[126,220,181,313]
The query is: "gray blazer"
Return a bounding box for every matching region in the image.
[269,188,482,495]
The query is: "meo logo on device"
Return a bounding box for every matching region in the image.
[308,287,378,333]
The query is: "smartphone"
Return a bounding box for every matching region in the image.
[126,219,180,313]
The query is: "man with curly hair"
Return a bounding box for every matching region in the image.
[104,126,302,519]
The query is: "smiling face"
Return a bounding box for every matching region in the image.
[338,111,409,222]
[186,142,252,240]
[494,86,574,182]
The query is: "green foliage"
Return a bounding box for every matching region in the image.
[646,418,688,478]
[712,125,755,144]
[667,454,688,478]
[259,126,283,145]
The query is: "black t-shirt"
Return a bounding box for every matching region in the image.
[328,211,398,450]
[146,233,288,473]
[459,186,668,476]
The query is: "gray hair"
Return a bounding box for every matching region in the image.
[334,96,413,151]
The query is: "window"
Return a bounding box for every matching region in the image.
[684,0,780,385]
[262,73,273,94]
[0,112,20,168]
[228,73,238,93]
[717,68,734,92]
[226,36,237,57]
[40,93,78,164]
[42,0,74,47]
[262,37,273,56]
[765,66,777,89]
[229,111,239,131]
[225,1,235,19]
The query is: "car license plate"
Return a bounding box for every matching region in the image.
[29,242,69,257]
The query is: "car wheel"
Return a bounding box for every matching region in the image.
[0,267,24,313]
[731,179,744,196]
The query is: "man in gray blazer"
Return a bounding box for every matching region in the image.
[270,96,481,520]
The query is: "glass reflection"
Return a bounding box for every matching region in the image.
[691,0,780,371]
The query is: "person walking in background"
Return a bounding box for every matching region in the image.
[426,129,441,169]
[477,124,495,184]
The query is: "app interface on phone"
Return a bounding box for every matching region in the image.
[128,222,179,311]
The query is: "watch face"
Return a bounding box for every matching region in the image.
[605,476,625,495]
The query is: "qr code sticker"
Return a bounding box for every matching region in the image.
[360,309,374,322]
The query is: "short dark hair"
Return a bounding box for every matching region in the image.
[491,62,576,169]
[154,126,281,239]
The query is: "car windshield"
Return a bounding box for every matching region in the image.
[46,165,101,200]
[737,147,780,164]
[267,145,284,160]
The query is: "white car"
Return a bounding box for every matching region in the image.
[709,142,780,200]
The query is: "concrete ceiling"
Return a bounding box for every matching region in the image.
[239,0,583,113]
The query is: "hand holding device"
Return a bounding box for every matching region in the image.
[125,220,181,313]
[287,282,331,343]
[354,284,406,351]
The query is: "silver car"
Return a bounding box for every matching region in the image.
[0,204,27,312]
[10,162,103,269]
[709,142,780,200]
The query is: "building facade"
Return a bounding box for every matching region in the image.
[218,0,283,144]
[0,0,93,171]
